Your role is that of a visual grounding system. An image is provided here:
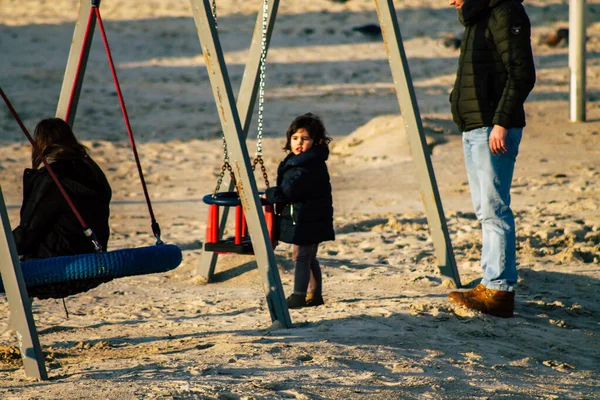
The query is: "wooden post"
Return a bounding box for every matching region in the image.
[569,0,587,122]
[0,187,47,380]
[189,0,291,327]
[196,0,280,281]
[374,0,461,287]
[56,0,100,126]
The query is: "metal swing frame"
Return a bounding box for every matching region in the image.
[1,0,463,380]
[0,187,47,380]
[56,0,292,327]
[195,0,462,289]
[198,0,277,260]
[190,0,291,327]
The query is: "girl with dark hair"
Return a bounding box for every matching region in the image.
[263,113,335,309]
[12,118,112,260]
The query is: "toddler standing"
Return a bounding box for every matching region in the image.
[264,113,335,309]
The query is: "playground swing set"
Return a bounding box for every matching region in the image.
[0,88,183,302]
[202,0,276,255]
[0,0,461,380]
[0,0,188,301]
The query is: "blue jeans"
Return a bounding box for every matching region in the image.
[462,126,522,291]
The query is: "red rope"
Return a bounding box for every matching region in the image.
[0,87,102,252]
[93,7,162,242]
[64,6,96,124]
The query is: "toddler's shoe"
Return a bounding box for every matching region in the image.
[287,294,307,309]
[305,292,324,307]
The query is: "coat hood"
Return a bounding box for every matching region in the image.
[282,146,330,169]
[458,0,520,26]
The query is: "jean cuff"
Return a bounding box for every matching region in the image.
[482,280,514,292]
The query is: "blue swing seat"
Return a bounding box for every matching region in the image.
[0,244,182,299]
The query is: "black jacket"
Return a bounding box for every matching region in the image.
[264,147,335,246]
[450,0,536,132]
[12,156,112,260]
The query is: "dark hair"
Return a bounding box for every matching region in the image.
[31,118,88,169]
[283,113,332,152]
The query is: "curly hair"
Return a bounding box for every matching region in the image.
[283,113,332,152]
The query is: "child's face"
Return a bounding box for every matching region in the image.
[449,0,464,9]
[290,128,314,155]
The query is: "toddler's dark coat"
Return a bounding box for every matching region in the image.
[264,146,334,246]
[12,157,112,260]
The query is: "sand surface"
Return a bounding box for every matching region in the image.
[1,0,599,398]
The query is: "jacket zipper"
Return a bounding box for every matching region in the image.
[290,203,296,225]
[456,25,473,131]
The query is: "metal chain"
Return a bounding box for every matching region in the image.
[212,0,271,193]
[252,155,270,188]
[212,0,218,28]
[255,0,268,156]
[213,160,236,197]
[214,132,237,196]
[252,0,270,187]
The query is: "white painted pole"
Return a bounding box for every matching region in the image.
[569,0,586,122]
[374,0,461,287]
[0,186,47,380]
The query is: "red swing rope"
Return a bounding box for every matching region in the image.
[0,87,103,253]
[65,2,162,244]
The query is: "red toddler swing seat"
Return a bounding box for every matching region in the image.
[203,192,275,254]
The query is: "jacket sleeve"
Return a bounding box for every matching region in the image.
[490,4,536,128]
[12,180,62,256]
[264,186,283,205]
[265,166,312,204]
[279,166,314,202]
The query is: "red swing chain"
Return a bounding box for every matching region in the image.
[0,87,103,253]
[66,1,162,245]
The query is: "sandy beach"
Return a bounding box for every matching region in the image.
[1,0,600,398]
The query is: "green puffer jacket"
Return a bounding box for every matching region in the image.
[450,0,536,132]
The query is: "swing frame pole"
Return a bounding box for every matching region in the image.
[0,187,48,380]
[56,0,100,126]
[55,0,163,243]
[197,0,280,281]
[190,0,292,327]
[54,0,289,326]
[374,0,461,287]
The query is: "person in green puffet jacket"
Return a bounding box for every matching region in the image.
[446,0,536,318]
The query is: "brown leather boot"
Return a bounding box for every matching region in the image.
[448,284,515,318]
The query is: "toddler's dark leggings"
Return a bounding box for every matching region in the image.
[292,244,322,295]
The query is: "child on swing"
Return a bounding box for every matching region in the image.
[12,118,112,261]
[263,113,335,309]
